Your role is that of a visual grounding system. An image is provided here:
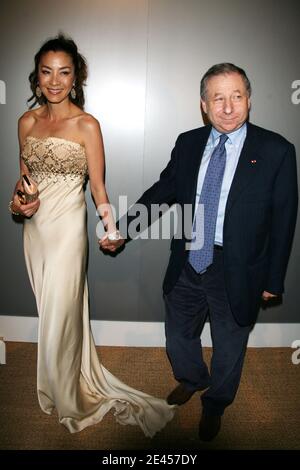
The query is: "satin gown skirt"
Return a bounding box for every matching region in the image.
[22,136,175,435]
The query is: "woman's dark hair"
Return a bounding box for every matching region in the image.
[28,33,87,109]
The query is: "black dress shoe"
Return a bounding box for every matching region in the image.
[166,383,197,405]
[198,413,221,441]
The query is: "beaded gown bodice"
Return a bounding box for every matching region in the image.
[22,136,88,184]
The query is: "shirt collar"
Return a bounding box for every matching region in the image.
[210,122,247,148]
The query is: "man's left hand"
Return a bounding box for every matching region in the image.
[262,291,278,301]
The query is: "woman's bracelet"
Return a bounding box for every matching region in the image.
[8,200,20,216]
[107,230,121,241]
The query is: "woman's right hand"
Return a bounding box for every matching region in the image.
[12,192,40,217]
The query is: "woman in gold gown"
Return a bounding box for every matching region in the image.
[10,34,175,435]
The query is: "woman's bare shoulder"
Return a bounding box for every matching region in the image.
[18,106,45,129]
[78,112,100,129]
[77,113,102,144]
[18,107,46,145]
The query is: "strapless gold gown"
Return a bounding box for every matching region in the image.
[22,136,175,435]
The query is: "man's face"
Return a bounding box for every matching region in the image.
[201,72,250,133]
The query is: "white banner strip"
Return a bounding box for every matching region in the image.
[0,316,300,347]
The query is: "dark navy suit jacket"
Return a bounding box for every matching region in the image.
[124,122,298,326]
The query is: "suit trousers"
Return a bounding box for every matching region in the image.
[164,247,252,416]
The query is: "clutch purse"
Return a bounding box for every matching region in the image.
[22,174,39,203]
[16,189,26,205]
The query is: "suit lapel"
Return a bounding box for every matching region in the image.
[186,125,211,215]
[225,122,261,215]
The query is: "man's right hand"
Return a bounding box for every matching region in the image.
[99,234,125,252]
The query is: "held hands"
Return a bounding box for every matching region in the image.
[99,231,125,253]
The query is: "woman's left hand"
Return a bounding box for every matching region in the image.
[99,233,125,252]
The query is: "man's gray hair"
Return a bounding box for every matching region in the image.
[200,63,252,99]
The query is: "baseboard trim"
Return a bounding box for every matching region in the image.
[0,316,299,347]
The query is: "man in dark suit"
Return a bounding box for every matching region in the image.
[101,63,298,441]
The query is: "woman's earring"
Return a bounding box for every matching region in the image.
[70,85,76,99]
[36,85,42,98]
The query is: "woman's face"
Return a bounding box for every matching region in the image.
[38,51,75,104]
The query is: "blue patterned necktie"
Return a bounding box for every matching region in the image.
[189,134,228,273]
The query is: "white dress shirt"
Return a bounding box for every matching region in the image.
[194,123,247,245]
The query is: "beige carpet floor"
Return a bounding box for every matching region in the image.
[0,342,299,450]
